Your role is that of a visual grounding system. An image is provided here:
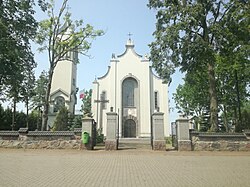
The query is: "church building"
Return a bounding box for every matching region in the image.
[91,39,169,138]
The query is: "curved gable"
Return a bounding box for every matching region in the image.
[98,66,111,80]
[117,39,142,58]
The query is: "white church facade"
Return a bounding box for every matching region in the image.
[91,39,169,138]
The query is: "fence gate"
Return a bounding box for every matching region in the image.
[171,122,178,149]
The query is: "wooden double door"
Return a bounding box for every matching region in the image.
[124,119,136,138]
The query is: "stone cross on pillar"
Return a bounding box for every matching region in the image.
[94,98,109,132]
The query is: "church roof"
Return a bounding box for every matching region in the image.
[50,88,69,99]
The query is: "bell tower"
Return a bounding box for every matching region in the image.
[47,25,78,129]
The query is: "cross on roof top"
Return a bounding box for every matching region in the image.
[128,32,132,40]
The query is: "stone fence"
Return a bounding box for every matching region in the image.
[0,128,82,149]
[176,117,250,151]
[190,130,250,151]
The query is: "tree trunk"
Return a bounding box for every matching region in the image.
[12,99,16,131]
[235,70,242,132]
[41,70,53,131]
[208,62,218,131]
[233,107,238,132]
[223,105,229,132]
[26,98,29,128]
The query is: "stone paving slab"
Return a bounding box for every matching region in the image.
[0,148,250,187]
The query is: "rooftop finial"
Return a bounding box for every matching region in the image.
[128,32,132,40]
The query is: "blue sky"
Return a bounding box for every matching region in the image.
[33,0,184,123]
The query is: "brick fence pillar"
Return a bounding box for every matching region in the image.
[18,128,28,141]
[81,117,95,150]
[176,117,191,151]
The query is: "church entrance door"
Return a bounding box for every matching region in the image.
[124,119,136,138]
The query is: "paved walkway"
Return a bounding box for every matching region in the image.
[0,148,250,187]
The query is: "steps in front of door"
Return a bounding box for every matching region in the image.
[118,138,152,149]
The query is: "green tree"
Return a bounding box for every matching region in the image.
[4,61,36,130]
[174,56,249,132]
[0,106,12,130]
[216,55,249,132]
[31,71,49,109]
[0,0,48,128]
[0,105,28,131]
[174,70,209,117]
[69,115,82,130]
[15,111,26,130]
[0,0,46,97]
[0,104,6,130]
[28,110,41,131]
[5,81,20,130]
[53,106,69,131]
[215,1,249,131]
[241,101,250,130]
[148,0,249,131]
[81,89,92,118]
[36,0,104,130]
[20,66,36,129]
[173,69,211,131]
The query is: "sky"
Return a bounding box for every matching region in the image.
[31,0,184,124]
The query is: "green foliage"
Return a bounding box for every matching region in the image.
[0,0,45,101]
[239,101,250,131]
[28,110,41,131]
[0,105,12,130]
[52,106,69,131]
[81,89,92,118]
[149,0,249,131]
[69,115,82,130]
[165,136,172,145]
[15,112,26,130]
[96,128,104,144]
[174,70,210,117]
[31,71,48,109]
[0,104,44,131]
[0,0,48,127]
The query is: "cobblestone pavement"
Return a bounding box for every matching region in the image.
[0,148,250,187]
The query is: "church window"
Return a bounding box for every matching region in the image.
[122,78,137,107]
[54,96,65,113]
[154,91,159,111]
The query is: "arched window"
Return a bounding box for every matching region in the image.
[122,78,137,107]
[54,96,65,112]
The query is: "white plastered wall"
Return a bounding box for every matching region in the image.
[91,40,169,137]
